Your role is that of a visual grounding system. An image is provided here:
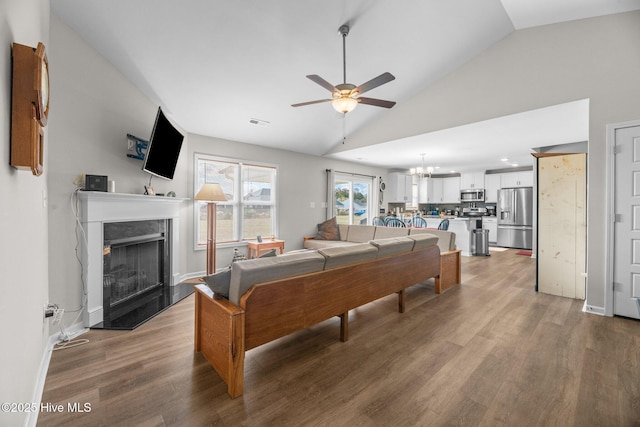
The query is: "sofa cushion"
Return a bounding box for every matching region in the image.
[410,228,455,252]
[373,226,409,239]
[202,269,232,298]
[338,224,349,241]
[346,225,376,243]
[318,243,378,269]
[315,217,341,241]
[369,237,415,257]
[229,251,326,305]
[407,233,439,250]
[303,239,360,250]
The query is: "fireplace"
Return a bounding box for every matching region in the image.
[79,192,185,328]
[101,220,170,329]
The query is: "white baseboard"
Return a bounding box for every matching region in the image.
[27,325,88,427]
[583,302,606,316]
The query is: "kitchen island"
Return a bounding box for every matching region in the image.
[421,216,478,256]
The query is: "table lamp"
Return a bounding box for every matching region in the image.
[194,183,227,275]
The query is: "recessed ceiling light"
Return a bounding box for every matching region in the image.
[512,163,519,167]
[500,158,509,162]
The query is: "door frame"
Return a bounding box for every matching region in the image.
[605,119,640,317]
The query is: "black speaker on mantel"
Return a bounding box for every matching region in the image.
[85,174,108,192]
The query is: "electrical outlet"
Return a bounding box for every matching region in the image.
[52,308,64,325]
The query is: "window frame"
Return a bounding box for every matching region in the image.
[193,153,279,250]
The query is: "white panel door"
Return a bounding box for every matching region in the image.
[614,125,640,319]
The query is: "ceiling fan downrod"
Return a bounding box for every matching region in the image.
[338,24,349,85]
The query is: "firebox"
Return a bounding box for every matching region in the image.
[100,220,170,329]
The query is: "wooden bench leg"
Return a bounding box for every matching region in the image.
[435,250,462,294]
[339,312,349,342]
[397,290,406,313]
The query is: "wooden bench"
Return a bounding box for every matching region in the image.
[194,244,458,398]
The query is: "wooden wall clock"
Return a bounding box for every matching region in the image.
[11,42,49,176]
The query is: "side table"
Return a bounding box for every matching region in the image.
[247,239,285,259]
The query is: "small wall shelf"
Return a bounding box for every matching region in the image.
[126,134,148,161]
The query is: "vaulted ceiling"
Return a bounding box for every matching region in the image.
[51,0,640,172]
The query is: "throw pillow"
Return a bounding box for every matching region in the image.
[202,269,231,298]
[315,217,340,241]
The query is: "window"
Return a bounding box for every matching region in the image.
[194,154,277,246]
[334,173,375,225]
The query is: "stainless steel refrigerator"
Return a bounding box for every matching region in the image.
[497,187,533,249]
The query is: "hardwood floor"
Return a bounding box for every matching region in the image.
[38,249,640,426]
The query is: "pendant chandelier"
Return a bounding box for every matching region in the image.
[410,154,434,178]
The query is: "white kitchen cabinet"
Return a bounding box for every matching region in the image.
[460,171,485,189]
[482,216,498,244]
[484,173,501,203]
[442,176,461,203]
[417,177,431,203]
[428,177,460,203]
[428,178,442,203]
[500,170,533,188]
[387,172,413,202]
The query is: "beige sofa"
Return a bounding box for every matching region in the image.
[194,233,445,398]
[303,224,456,254]
[304,225,460,295]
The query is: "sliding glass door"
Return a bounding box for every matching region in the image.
[334,174,374,225]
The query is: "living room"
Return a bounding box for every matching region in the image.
[2,1,640,426]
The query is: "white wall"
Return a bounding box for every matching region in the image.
[0,1,50,425]
[47,15,190,323]
[339,12,640,310]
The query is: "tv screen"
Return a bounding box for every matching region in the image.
[142,107,184,180]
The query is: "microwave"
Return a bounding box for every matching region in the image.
[460,189,485,202]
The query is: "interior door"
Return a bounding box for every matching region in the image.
[613,125,640,319]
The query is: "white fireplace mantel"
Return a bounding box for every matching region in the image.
[78,191,186,327]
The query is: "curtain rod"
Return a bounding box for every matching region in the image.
[328,169,377,179]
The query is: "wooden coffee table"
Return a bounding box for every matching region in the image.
[247,239,285,259]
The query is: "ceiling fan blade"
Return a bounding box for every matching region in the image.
[358,97,396,109]
[291,99,332,107]
[356,72,395,95]
[306,75,336,93]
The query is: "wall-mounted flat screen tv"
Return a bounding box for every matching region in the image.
[142,107,184,180]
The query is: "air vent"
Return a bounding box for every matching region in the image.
[249,118,270,127]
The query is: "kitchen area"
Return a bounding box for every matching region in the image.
[385,169,534,256]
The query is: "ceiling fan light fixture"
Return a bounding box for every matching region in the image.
[332,96,358,113]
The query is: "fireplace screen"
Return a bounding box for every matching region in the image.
[102,220,170,329]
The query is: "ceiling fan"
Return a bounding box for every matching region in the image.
[292,24,396,114]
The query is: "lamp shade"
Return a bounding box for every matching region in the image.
[332,96,358,114]
[194,183,227,202]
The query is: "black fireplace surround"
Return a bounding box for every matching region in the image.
[98,219,189,329]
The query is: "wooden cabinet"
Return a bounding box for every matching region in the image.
[500,171,533,188]
[387,173,413,202]
[460,171,485,189]
[484,174,501,203]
